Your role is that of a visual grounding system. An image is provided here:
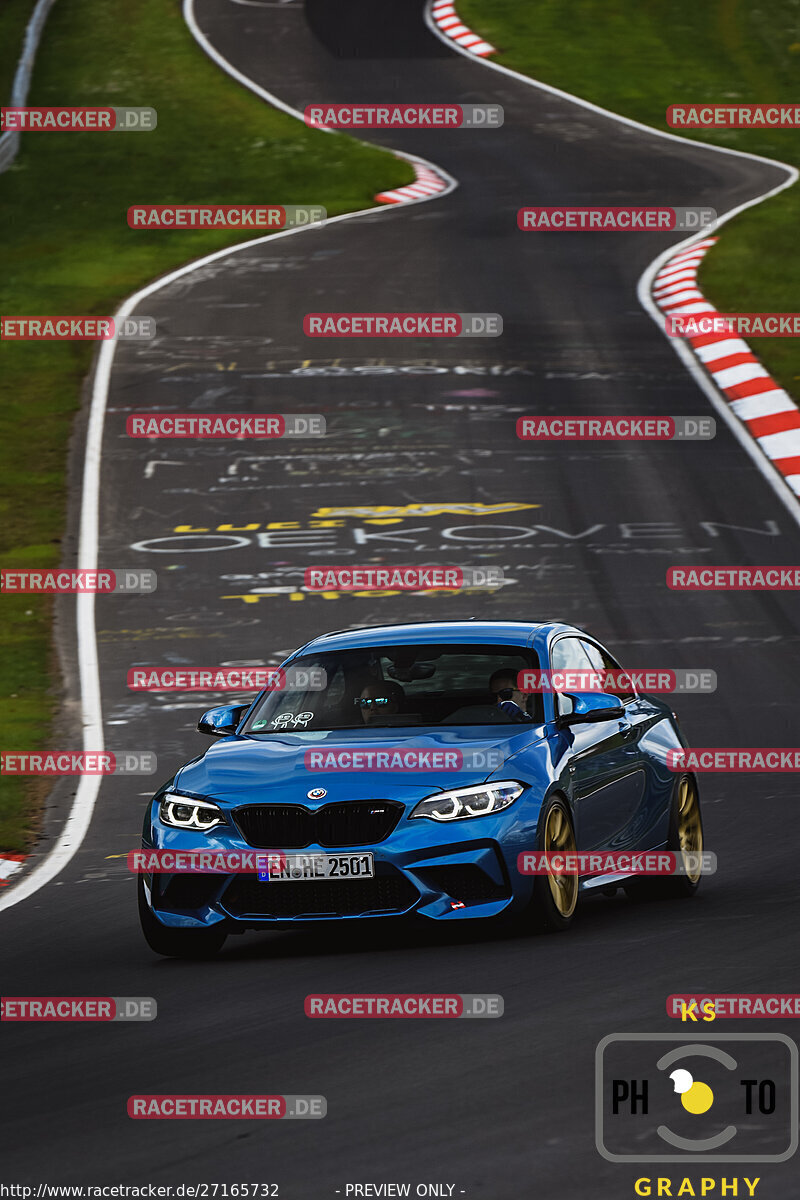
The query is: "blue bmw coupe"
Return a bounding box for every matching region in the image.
[138,620,704,957]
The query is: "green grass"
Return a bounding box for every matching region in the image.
[0,0,413,853]
[459,0,800,392]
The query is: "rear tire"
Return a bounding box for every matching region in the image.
[138,875,227,959]
[528,795,579,932]
[624,775,704,902]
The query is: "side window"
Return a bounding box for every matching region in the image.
[550,637,595,673]
[549,637,596,716]
[581,640,635,704]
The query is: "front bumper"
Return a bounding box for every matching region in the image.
[141,800,539,930]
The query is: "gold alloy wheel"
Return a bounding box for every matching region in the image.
[543,804,578,918]
[677,777,703,884]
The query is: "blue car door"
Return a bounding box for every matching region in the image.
[550,635,647,851]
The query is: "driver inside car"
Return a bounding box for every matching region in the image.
[354,681,406,725]
[489,669,533,722]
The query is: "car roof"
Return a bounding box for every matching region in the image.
[293,620,579,655]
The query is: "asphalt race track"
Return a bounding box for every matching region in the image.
[3,1,799,1194]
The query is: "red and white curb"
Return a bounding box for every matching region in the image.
[376,160,450,204]
[0,854,26,887]
[429,0,495,56]
[653,238,800,498]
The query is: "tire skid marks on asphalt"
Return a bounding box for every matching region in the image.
[424,1,800,524]
[1,0,793,915]
[429,0,495,56]
[0,0,458,914]
[653,239,800,498]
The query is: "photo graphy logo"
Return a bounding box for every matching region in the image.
[596,1034,798,1162]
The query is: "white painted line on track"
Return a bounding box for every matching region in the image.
[0,0,457,913]
[423,0,800,527]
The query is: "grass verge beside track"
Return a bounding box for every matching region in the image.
[0,0,413,853]
[459,0,800,392]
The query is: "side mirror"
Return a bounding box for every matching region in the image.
[198,703,249,737]
[556,691,625,727]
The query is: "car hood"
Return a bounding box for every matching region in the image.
[175,726,546,806]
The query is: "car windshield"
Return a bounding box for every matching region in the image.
[243,643,544,733]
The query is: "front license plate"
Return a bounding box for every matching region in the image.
[258,852,375,882]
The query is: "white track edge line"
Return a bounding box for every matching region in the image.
[423,0,800,527]
[0,0,458,914]
[7,0,794,912]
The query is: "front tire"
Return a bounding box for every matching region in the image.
[138,875,227,959]
[528,795,579,932]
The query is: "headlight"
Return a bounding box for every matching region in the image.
[410,781,524,822]
[159,793,226,830]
